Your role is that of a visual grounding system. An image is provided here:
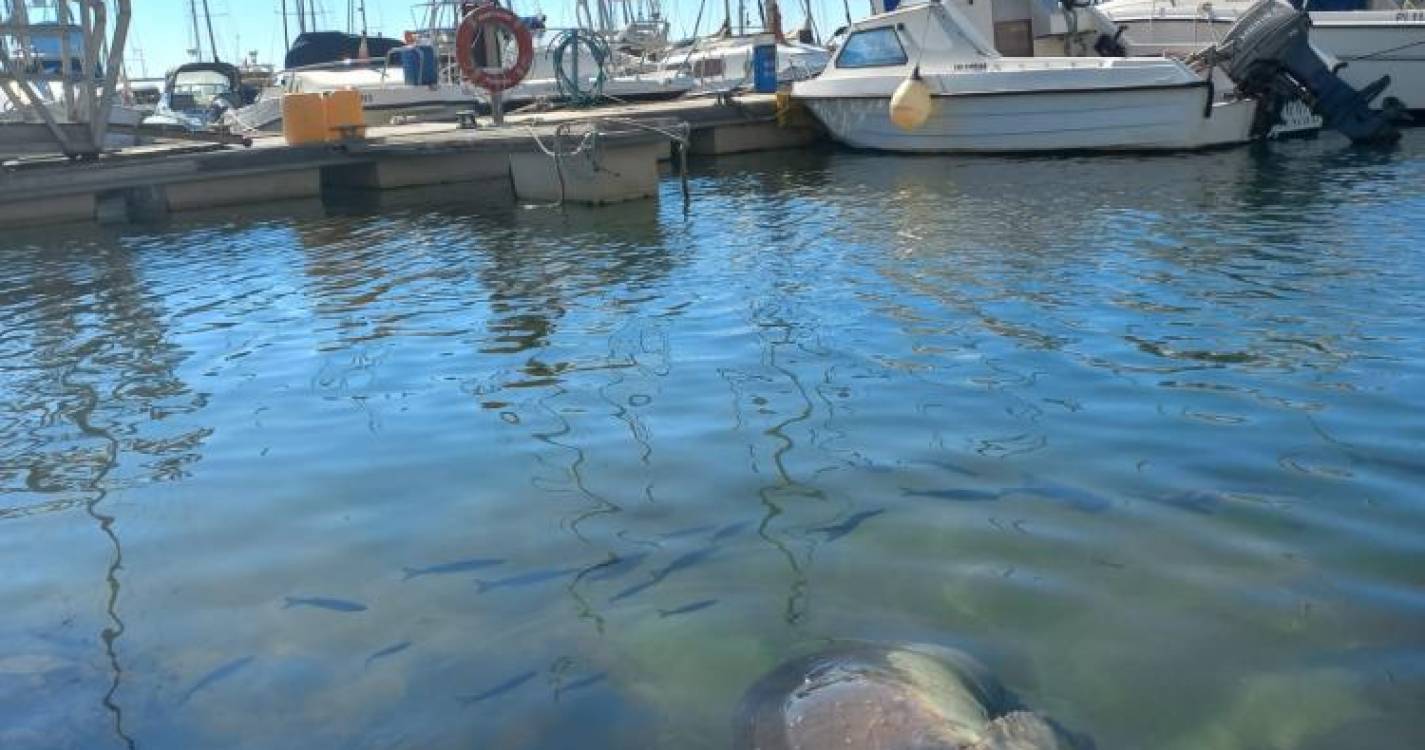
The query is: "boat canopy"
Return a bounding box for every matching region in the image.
[285,32,405,69]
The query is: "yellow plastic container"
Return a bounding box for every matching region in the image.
[281,92,328,146]
[323,89,367,142]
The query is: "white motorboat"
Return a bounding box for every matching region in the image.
[656,33,831,93]
[144,62,255,130]
[224,61,483,132]
[792,0,1258,152]
[1098,0,1425,114]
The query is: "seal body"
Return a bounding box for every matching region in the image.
[735,642,1070,750]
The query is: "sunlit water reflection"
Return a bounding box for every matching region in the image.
[2,132,1424,749]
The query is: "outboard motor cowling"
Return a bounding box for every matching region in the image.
[1196,0,1397,143]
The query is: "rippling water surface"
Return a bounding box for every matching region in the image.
[3,133,1424,750]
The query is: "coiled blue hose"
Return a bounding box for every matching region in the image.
[550,29,611,107]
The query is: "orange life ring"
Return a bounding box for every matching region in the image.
[456,6,534,93]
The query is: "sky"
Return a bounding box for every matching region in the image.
[127,0,867,79]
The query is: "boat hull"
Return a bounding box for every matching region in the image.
[800,84,1257,153]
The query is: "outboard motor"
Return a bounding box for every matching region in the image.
[1195,0,1397,143]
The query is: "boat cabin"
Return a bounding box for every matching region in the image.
[145,62,253,130]
[863,0,1122,59]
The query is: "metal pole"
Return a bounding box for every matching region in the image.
[92,1,130,156]
[83,0,107,145]
[56,0,77,119]
[484,25,504,125]
[281,0,290,51]
[201,0,219,62]
[188,0,203,59]
[80,0,98,127]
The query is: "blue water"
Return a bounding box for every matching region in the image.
[2,132,1424,749]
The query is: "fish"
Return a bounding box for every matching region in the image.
[661,524,717,540]
[926,460,980,477]
[181,656,254,704]
[659,599,719,618]
[611,546,718,602]
[581,552,650,582]
[1154,490,1223,515]
[903,488,1001,502]
[402,557,505,581]
[811,509,886,543]
[365,641,413,667]
[1006,483,1112,513]
[457,670,537,705]
[560,672,608,694]
[611,576,661,602]
[282,596,367,613]
[656,545,719,581]
[711,521,751,542]
[475,567,581,594]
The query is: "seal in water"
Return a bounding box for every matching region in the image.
[734,642,1080,750]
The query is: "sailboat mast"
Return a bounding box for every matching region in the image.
[201,0,220,62]
[188,0,204,60]
[282,0,290,49]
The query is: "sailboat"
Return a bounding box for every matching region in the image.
[226,1,484,132]
[143,0,257,130]
[652,0,831,93]
[501,0,696,107]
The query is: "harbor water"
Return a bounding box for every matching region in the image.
[2,132,1424,749]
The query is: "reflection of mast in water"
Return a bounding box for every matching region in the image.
[69,379,136,750]
[467,204,679,632]
[759,326,823,626]
[726,311,828,626]
[5,239,209,748]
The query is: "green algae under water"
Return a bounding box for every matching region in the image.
[2,133,1424,749]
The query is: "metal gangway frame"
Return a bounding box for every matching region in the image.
[1,0,132,158]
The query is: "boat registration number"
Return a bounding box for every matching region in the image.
[1395,10,1425,22]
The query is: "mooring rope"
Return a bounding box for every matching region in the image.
[525,116,691,206]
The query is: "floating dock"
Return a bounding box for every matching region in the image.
[0,94,821,230]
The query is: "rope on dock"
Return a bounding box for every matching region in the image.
[525,117,691,207]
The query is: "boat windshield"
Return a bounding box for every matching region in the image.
[837,27,908,68]
[172,71,234,107]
